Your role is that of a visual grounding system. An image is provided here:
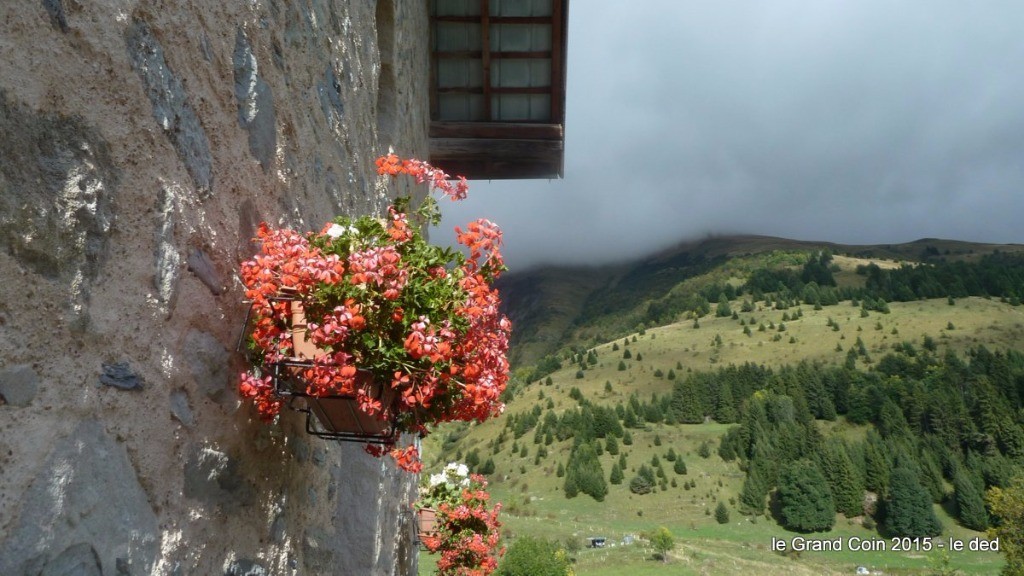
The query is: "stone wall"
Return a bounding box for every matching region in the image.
[0,1,429,574]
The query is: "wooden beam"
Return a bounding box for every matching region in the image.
[437,86,552,95]
[434,16,552,24]
[430,121,563,140]
[430,137,563,160]
[480,0,491,120]
[550,0,565,123]
[436,50,552,59]
[429,10,438,120]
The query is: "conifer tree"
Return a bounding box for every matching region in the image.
[480,457,496,475]
[715,381,738,423]
[715,501,730,524]
[819,439,864,518]
[953,468,989,531]
[777,459,836,533]
[673,458,687,475]
[883,464,942,537]
[716,294,732,317]
[610,462,624,485]
[739,467,768,515]
[605,435,619,455]
[863,432,891,493]
[564,443,607,502]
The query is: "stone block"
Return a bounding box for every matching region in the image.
[125,20,213,195]
[0,364,39,407]
[0,420,159,575]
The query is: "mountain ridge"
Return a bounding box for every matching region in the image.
[498,234,1024,367]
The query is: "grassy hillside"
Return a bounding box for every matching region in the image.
[498,235,1024,368]
[423,295,1024,575]
[419,235,1024,575]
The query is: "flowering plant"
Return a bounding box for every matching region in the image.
[415,463,503,576]
[238,155,511,472]
[418,462,472,509]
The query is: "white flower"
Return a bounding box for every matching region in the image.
[455,464,469,477]
[325,223,359,238]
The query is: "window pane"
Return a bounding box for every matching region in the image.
[433,0,481,17]
[439,94,485,121]
[436,22,482,51]
[492,93,550,121]
[490,0,552,17]
[438,59,483,88]
[491,24,551,52]
[491,59,550,88]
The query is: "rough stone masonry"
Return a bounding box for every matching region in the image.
[0,1,428,574]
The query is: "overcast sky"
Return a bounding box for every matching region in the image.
[429,1,1024,271]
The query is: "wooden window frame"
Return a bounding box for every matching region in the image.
[430,0,566,125]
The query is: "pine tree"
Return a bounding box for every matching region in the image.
[610,462,623,485]
[714,381,738,423]
[739,467,768,515]
[715,501,730,524]
[564,443,608,502]
[777,459,836,533]
[883,464,942,537]
[629,474,654,495]
[716,294,732,317]
[953,468,989,531]
[819,439,864,518]
[863,432,891,493]
[480,458,496,475]
[605,435,619,455]
[698,441,712,458]
[673,458,687,475]
[623,407,639,428]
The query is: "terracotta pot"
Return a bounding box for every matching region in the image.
[272,292,399,440]
[417,507,438,539]
[286,294,320,361]
[306,371,398,437]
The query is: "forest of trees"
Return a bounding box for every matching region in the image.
[468,250,1024,571]
[709,345,1023,536]
[495,343,1024,539]
[642,251,1024,329]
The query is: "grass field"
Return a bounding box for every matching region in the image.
[419,295,1024,575]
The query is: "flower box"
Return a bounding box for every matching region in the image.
[237,156,511,472]
[272,360,400,443]
[416,506,438,540]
